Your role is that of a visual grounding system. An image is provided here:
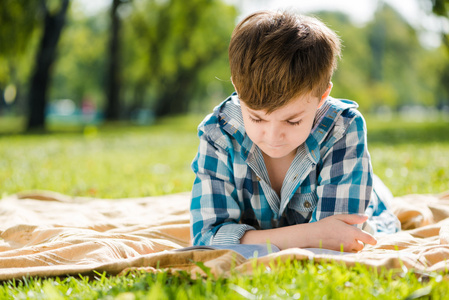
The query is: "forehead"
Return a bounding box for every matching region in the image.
[243,93,319,118]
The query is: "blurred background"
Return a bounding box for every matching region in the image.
[0,0,448,131]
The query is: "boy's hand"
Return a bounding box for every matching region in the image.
[309,214,377,252]
[241,214,377,252]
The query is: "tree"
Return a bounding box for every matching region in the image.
[49,7,108,109]
[0,0,41,114]
[26,0,70,131]
[317,4,448,111]
[105,0,127,121]
[366,3,424,108]
[430,0,449,107]
[123,0,237,117]
[432,0,449,48]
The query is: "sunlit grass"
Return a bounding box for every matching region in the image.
[366,115,449,196]
[370,144,449,195]
[1,114,447,198]
[1,260,448,299]
[0,115,204,198]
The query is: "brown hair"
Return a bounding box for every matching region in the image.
[229,10,341,112]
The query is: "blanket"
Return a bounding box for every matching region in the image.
[1,190,449,280]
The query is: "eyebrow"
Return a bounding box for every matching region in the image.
[248,110,305,121]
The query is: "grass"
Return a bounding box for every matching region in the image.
[0,115,203,198]
[1,260,448,299]
[366,116,449,196]
[0,113,448,299]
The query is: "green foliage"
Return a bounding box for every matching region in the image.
[0,0,237,120]
[2,1,449,119]
[0,0,40,57]
[319,4,449,112]
[431,0,449,39]
[121,0,237,115]
[49,4,108,107]
[0,0,41,88]
[433,0,449,16]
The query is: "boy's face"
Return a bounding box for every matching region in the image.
[240,94,323,160]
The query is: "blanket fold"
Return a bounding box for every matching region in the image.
[0,190,449,280]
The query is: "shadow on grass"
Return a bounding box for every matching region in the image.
[367,120,449,145]
[0,114,204,138]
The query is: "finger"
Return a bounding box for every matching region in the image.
[355,230,377,246]
[341,240,363,253]
[333,214,369,225]
[351,240,364,252]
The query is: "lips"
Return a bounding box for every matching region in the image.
[266,144,285,148]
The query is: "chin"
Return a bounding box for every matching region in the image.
[261,147,294,159]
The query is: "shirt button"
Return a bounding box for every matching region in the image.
[293,175,298,181]
[256,176,261,181]
[304,201,311,208]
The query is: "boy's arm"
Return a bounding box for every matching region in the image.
[241,214,376,252]
[312,111,373,226]
[190,130,255,246]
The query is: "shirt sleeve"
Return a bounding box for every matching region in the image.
[190,129,255,246]
[311,111,373,229]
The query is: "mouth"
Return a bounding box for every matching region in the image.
[266,144,285,148]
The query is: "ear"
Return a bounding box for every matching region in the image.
[318,82,333,108]
[231,77,238,95]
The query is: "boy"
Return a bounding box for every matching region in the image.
[190,10,400,252]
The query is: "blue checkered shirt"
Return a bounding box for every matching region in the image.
[190,94,399,245]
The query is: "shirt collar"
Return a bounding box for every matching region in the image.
[216,93,254,160]
[305,97,359,163]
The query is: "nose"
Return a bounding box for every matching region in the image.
[264,122,284,144]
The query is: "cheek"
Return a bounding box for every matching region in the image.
[286,124,312,142]
[242,119,259,140]
[246,125,261,141]
[296,123,314,141]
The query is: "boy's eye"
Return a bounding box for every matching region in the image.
[249,116,263,123]
[287,120,302,126]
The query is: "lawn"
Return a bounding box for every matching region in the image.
[0,113,448,299]
[0,115,203,198]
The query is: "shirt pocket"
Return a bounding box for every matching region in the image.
[288,191,318,214]
[282,191,318,226]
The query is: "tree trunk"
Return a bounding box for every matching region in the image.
[105,0,122,121]
[154,53,213,117]
[155,72,191,117]
[26,0,70,131]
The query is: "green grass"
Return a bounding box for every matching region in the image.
[1,114,447,198]
[1,260,448,299]
[0,115,204,198]
[366,116,449,196]
[0,114,448,298]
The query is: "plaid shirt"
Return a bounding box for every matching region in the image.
[190,94,399,246]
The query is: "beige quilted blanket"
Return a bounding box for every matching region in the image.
[1,190,449,280]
